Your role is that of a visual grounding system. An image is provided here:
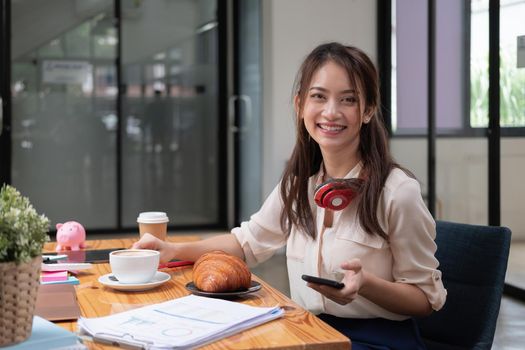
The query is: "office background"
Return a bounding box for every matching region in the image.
[0,0,524,295]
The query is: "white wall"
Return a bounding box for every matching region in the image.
[261,0,377,196]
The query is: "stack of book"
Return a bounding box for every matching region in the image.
[40,256,91,285]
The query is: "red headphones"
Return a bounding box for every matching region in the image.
[314,178,364,211]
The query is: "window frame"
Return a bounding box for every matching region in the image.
[384,0,525,139]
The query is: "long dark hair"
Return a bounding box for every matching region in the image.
[280,42,412,240]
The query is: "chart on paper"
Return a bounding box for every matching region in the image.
[78,295,283,349]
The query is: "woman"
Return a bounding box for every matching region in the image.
[133,42,446,349]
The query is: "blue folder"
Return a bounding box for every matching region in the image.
[4,316,82,350]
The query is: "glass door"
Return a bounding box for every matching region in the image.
[10,0,117,228]
[235,0,262,223]
[0,1,9,185]
[499,0,525,291]
[2,0,227,231]
[120,0,222,228]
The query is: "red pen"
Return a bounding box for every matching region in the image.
[158,260,194,269]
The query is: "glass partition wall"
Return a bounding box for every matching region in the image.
[390,0,488,224]
[120,0,220,227]
[6,0,226,231]
[11,0,118,228]
[388,0,525,298]
[498,0,525,291]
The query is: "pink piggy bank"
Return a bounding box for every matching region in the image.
[55,221,86,251]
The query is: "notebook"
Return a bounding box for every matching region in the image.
[34,284,81,321]
[3,316,84,350]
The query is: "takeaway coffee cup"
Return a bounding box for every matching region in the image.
[109,249,160,284]
[137,212,169,241]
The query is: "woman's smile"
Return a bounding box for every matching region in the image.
[317,122,347,134]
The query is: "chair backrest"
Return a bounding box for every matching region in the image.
[416,220,511,350]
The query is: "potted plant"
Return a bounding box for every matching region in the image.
[0,184,50,346]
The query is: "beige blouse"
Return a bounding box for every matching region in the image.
[232,162,447,320]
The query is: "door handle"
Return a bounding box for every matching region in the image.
[228,95,253,133]
[228,95,239,133]
[237,95,252,133]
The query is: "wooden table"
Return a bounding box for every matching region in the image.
[44,236,350,349]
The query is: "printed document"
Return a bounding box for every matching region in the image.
[78,295,283,349]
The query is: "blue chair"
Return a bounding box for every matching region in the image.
[416,220,511,350]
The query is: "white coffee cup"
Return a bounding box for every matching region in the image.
[137,212,169,241]
[109,249,160,284]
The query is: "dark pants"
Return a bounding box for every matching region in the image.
[318,314,427,350]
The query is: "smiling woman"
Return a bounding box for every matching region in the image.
[132,42,446,350]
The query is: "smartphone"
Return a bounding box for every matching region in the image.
[301,274,345,289]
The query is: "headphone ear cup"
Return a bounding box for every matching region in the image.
[314,182,332,208]
[314,180,356,210]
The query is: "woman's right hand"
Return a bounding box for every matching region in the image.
[131,233,174,263]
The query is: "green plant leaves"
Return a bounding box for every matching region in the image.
[0,184,50,264]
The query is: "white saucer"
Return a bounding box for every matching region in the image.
[99,271,171,291]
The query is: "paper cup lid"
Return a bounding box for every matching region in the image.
[137,212,169,224]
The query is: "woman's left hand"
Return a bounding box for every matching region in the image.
[306,258,365,305]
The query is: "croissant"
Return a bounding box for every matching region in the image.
[193,251,252,292]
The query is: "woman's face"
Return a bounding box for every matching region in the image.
[300,60,367,157]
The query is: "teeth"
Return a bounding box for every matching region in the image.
[319,124,345,131]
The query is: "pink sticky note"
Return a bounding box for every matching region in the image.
[41,270,68,283]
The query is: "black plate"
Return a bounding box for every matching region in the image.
[185,281,261,298]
